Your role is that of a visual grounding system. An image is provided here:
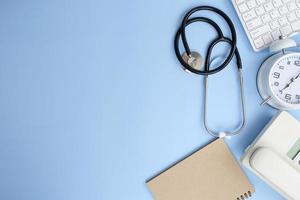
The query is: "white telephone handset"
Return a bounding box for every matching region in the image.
[250,148,300,200]
[242,111,300,200]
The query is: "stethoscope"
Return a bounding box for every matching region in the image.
[174,6,246,138]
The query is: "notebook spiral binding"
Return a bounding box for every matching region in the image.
[236,191,252,200]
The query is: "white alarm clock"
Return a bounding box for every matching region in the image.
[257,37,300,110]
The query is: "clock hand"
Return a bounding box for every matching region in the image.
[279,78,294,92]
[294,72,300,80]
[279,71,300,92]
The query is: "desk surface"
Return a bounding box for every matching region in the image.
[0,0,299,200]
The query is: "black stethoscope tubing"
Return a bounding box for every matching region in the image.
[174,6,242,75]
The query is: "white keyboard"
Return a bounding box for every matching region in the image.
[232,0,300,51]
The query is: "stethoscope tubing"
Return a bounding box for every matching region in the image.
[174,5,246,137]
[175,5,240,75]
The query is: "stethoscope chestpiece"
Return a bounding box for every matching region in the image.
[181,51,203,72]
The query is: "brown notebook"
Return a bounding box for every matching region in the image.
[147,139,254,200]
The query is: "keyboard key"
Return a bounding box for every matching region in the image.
[243,10,257,21]
[255,6,265,15]
[280,25,293,36]
[243,10,256,21]
[278,6,288,14]
[250,24,271,38]
[264,2,274,11]
[263,33,273,44]
[296,10,300,18]
[247,0,257,9]
[287,12,297,21]
[261,13,272,23]
[247,18,263,30]
[236,0,246,4]
[296,0,300,6]
[270,20,279,29]
[273,0,283,7]
[256,0,266,5]
[291,20,300,31]
[239,3,249,12]
[287,2,298,11]
[272,29,282,39]
[278,16,288,25]
[270,10,280,19]
[254,37,265,48]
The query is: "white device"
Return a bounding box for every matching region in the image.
[257,37,300,110]
[242,111,300,200]
[232,0,300,52]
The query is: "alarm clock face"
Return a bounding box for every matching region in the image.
[270,53,300,106]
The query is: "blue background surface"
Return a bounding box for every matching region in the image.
[1,0,300,200]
